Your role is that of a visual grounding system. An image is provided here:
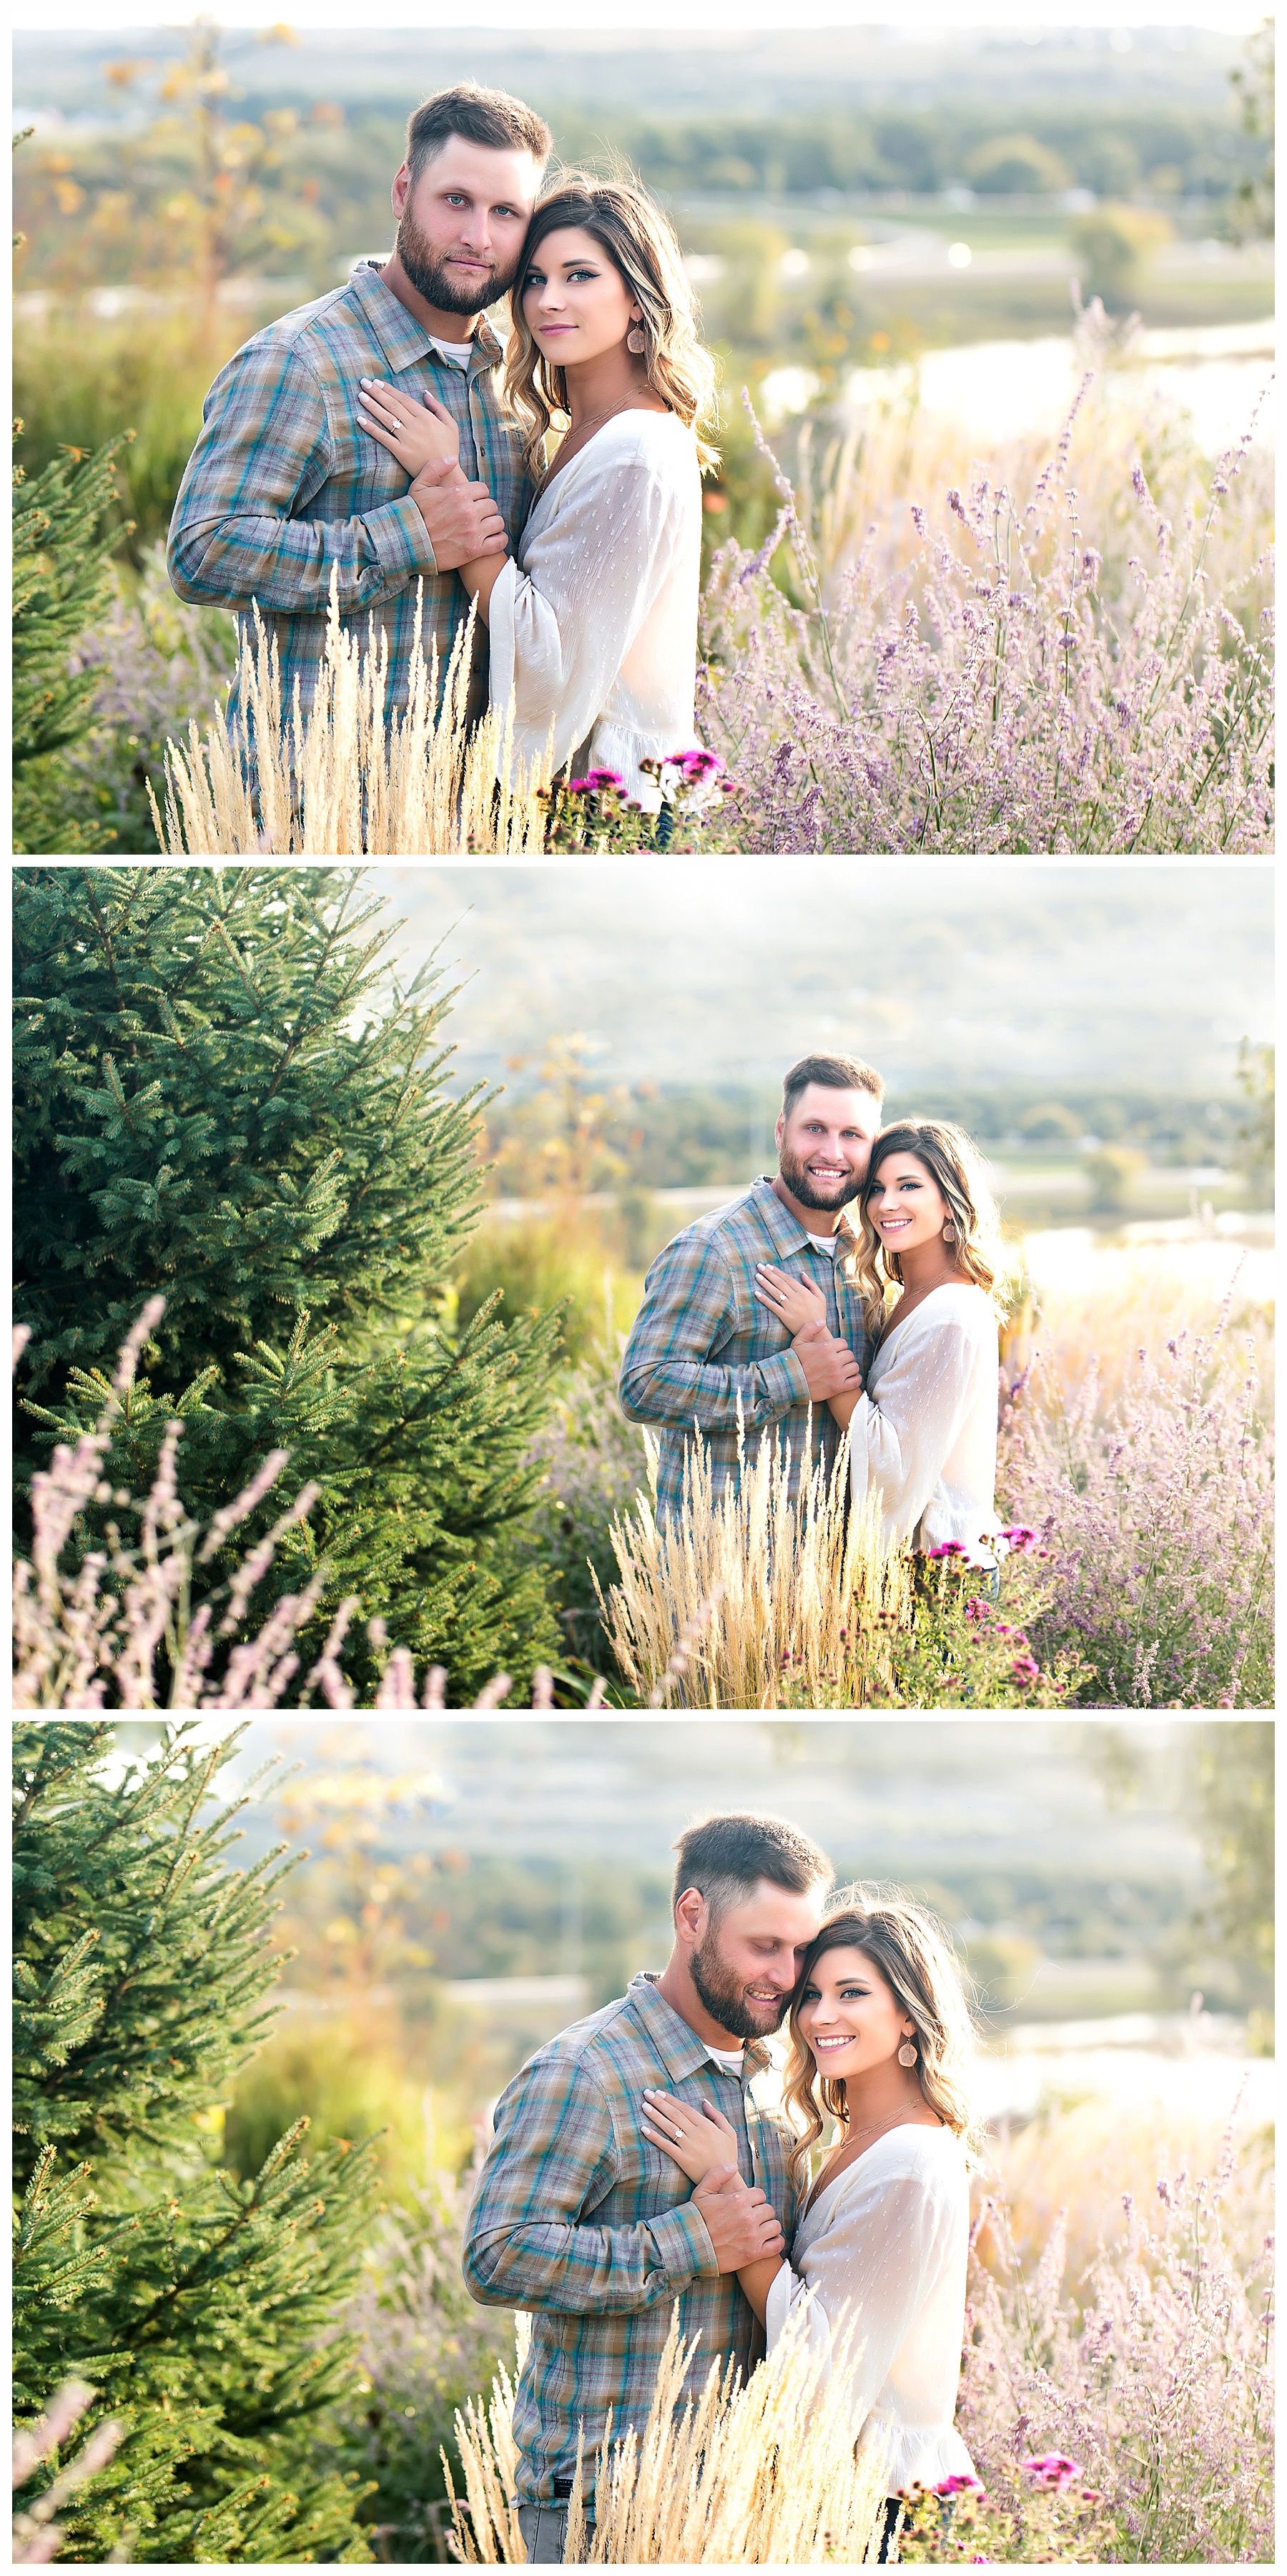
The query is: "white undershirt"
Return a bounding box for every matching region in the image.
[429,334,472,369]
[806,1233,838,1257]
[704,2044,746,2076]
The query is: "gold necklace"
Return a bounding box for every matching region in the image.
[536,395,659,494]
[811,2098,929,2193]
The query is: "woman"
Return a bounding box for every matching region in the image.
[355,175,714,809]
[755,1119,1005,1569]
[640,1893,980,2560]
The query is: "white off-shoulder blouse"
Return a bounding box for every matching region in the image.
[765,2123,977,2495]
[849,1283,1002,1568]
[486,408,703,810]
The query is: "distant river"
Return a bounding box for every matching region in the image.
[765,320,1275,455]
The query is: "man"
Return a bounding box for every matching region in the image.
[463,1813,832,2565]
[167,83,548,726]
[618,1051,884,1526]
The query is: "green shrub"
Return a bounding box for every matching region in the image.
[1070,204,1175,310]
[452,1216,645,1370]
[12,309,255,557]
[225,2015,470,2212]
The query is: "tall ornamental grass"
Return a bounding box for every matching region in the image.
[150,574,550,856]
[596,1423,1085,1709]
[997,1294,1273,1707]
[445,2306,888,2566]
[700,373,1273,853]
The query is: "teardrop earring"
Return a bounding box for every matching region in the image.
[897,2038,918,2067]
[626,324,646,353]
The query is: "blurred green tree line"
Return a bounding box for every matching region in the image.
[14,99,1268,299]
[478,1074,1263,1195]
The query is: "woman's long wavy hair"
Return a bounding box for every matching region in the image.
[781,1890,980,2199]
[848,1119,1005,1339]
[503,174,719,476]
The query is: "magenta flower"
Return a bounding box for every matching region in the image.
[1022,2455,1083,2489]
[936,2473,987,2497]
[928,1540,968,1560]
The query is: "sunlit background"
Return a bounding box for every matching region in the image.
[113,1715,1272,2243]
[13,17,1274,558]
[365,862,1274,1398]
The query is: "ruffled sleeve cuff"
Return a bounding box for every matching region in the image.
[488,554,518,732]
[764,2258,804,2349]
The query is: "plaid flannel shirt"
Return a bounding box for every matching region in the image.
[167,260,533,722]
[618,1177,873,1527]
[462,1972,797,2507]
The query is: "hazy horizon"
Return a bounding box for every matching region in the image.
[367,863,1273,1098]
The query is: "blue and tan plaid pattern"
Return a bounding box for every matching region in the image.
[167,260,533,721]
[462,1972,797,2506]
[618,1177,873,1527]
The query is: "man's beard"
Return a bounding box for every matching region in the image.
[394,202,523,316]
[690,1929,790,2042]
[777,1143,864,1215]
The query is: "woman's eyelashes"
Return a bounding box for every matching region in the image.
[526,266,600,290]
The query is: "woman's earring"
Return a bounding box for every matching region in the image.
[942,1223,956,1243]
[626,324,646,353]
[897,2039,918,2067]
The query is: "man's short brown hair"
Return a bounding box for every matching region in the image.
[671,1812,833,1924]
[405,83,553,183]
[781,1052,884,1122]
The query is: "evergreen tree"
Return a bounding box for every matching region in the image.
[12,124,130,855]
[12,1720,381,2562]
[13,866,564,1702]
[13,427,137,854]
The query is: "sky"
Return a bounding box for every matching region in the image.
[13,6,1265,35]
[365,861,1273,1097]
[189,1716,1207,1890]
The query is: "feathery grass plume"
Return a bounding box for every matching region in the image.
[595,1419,913,1708]
[12,2381,123,2567]
[446,2304,889,2565]
[149,569,551,854]
[443,2316,531,2565]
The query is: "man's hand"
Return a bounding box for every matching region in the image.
[691,2165,785,2273]
[794,1332,863,1405]
[409,456,508,570]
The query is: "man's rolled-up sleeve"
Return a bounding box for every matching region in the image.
[167,338,435,615]
[618,1233,809,1432]
[463,2056,719,2315]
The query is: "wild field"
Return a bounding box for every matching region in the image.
[15,1202,1272,1711]
[386,2103,1273,2564]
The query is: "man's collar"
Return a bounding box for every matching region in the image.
[628,1973,771,2079]
[350,259,504,376]
[749,1174,857,1262]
